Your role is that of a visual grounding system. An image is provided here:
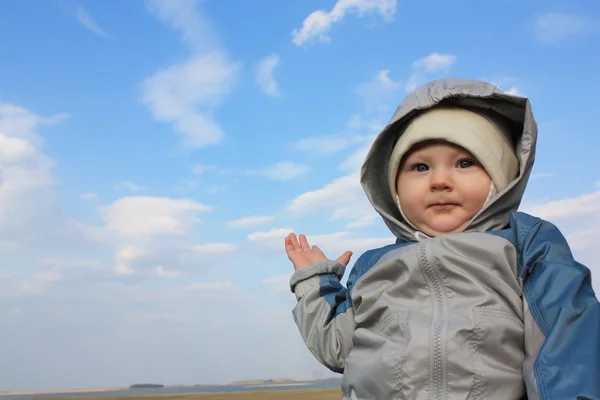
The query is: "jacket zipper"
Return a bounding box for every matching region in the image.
[418,240,448,400]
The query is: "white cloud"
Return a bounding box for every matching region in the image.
[533,12,598,45]
[0,133,35,162]
[563,227,600,252]
[411,53,456,74]
[141,0,241,149]
[227,216,275,229]
[292,0,398,46]
[141,54,237,121]
[248,228,293,242]
[146,0,219,53]
[114,245,142,275]
[288,174,357,215]
[246,161,310,181]
[406,53,457,92]
[374,69,402,91]
[0,105,68,240]
[140,52,240,149]
[287,172,378,230]
[520,185,600,294]
[191,242,237,254]
[504,86,524,96]
[101,196,211,239]
[74,4,110,38]
[482,76,526,97]
[521,190,600,221]
[255,53,281,97]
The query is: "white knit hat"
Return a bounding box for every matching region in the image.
[388,105,519,219]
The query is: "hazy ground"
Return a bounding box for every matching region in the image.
[49,388,341,399]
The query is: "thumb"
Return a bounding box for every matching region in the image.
[336,251,353,266]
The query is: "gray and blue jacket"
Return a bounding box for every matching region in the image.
[290,79,600,400]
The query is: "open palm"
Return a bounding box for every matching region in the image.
[285,232,352,271]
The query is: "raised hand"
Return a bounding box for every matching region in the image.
[285,232,353,271]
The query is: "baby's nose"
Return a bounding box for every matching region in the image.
[430,169,453,190]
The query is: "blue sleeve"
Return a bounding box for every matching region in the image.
[521,219,600,399]
[290,242,404,372]
[289,250,385,372]
[317,246,389,319]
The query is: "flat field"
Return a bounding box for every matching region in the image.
[50,388,341,400]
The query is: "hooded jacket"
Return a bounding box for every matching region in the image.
[289,78,600,400]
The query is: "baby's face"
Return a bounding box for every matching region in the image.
[396,141,491,237]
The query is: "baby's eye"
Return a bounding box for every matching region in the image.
[457,159,474,169]
[410,163,429,172]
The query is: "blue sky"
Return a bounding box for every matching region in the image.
[0,0,599,392]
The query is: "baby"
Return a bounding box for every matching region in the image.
[285,78,600,400]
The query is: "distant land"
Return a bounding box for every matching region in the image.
[0,377,342,396]
[228,378,325,386]
[129,383,164,389]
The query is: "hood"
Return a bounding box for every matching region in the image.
[360,78,538,242]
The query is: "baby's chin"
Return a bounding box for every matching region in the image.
[419,218,470,237]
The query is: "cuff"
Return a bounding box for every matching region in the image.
[289,260,345,293]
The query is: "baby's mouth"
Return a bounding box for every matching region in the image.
[429,202,460,210]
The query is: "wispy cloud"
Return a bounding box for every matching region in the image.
[146,0,219,53]
[405,53,457,92]
[533,12,598,45]
[292,134,367,155]
[357,69,402,111]
[101,196,211,239]
[141,0,241,149]
[292,0,398,46]
[481,75,526,97]
[113,181,144,192]
[255,53,281,97]
[75,4,110,38]
[190,242,237,254]
[248,228,293,242]
[227,216,275,229]
[411,53,456,74]
[246,161,310,181]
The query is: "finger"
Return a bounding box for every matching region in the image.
[284,236,295,255]
[311,245,325,256]
[289,233,301,251]
[336,251,353,266]
[299,234,311,251]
